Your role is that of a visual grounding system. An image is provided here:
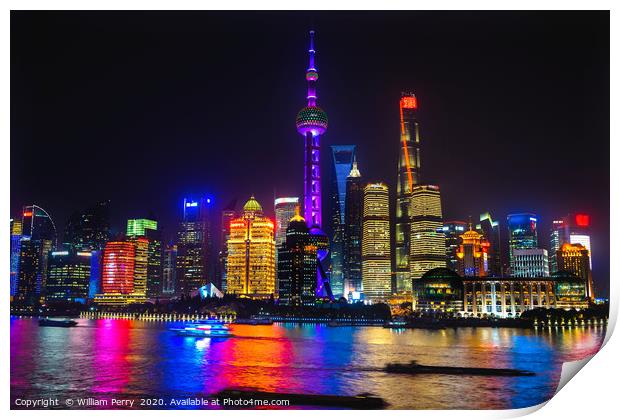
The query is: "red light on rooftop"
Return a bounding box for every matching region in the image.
[400,96,418,109]
[23,212,32,217]
[575,214,590,227]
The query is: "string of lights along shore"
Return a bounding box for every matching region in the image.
[10,30,599,316]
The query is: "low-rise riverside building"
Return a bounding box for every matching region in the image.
[412,268,590,317]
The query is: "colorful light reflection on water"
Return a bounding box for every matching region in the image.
[10,318,605,409]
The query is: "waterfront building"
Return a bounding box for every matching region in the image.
[162,245,178,295]
[88,250,102,298]
[410,185,446,280]
[127,218,163,298]
[557,243,594,299]
[507,213,538,274]
[176,197,213,296]
[10,219,22,298]
[218,200,237,292]
[361,183,392,302]
[295,30,332,300]
[63,201,110,252]
[275,197,299,295]
[513,248,549,278]
[343,160,363,297]
[277,207,318,306]
[477,212,504,276]
[395,93,422,294]
[413,267,588,316]
[550,213,593,272]
[226,196,276,298]
[456,225,489,277]
[441,221,467,272]
[45,250,91,303]
[329,146,356,298]
[16,205,57,305]
[94,241,147,305]
[275,197,299,249]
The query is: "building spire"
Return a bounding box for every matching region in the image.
[348,157,361,178]
[305,30,318,106]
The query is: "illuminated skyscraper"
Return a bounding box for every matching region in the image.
[295,30,332,300]
[512,248,549,277]
[127,218,162,298]
[477,212,504,276]
[162,245,178,295]
[45,250,91,303]
[456,225,489,277]
[275,197,299,249]
[218,200,237,292]
[507,213,538,274]
[226,196,276,298]
[176,197,213,296]
[63,201,110,252]
[329,146,356,298]
[10,219,22,297]
[441,221,467,272]
[395,93,421,293]
[277,207,318,306]
[549,213,592,273]
[343,160,363,296]
[362,183,392,302]
[95,240,146,305]
[17,205,57,305]
[557,243,594,299]
[410,185,446,280]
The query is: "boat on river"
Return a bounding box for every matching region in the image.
[38,318,78,327]
[170,320,232,338]
[234,317,273,325]
[385,360,535,377]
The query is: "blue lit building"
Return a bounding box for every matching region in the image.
[88,250,102,298]
[329,145,356,298]
[507,213,539,275]
[176,197,214,296]
[10,219,22,298]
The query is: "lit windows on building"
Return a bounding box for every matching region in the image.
[226,196,276,298]
[456,226,489,277]
[507,213,538,273]
[410,185,445,280]
[557,243,594,299]
[361,183,392,302]
[45,250,91,303]
[395,93,422,293]
[512,248,549,278]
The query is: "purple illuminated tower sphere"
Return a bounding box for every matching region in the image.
[295,31,333,299]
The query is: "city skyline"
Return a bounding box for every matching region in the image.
[11,11,609,297]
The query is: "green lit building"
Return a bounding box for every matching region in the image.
[126,218,163,298]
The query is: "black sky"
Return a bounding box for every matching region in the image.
[11,11,610,297]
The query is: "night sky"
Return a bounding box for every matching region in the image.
[11,11,610,297]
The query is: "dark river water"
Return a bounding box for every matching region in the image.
[10,317,606,409]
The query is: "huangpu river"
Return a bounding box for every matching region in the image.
[10,318,605,409]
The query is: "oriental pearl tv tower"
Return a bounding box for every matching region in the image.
[295,30,333,300]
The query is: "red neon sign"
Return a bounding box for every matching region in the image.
[575,214,590,227]
[400,96,418,110]
[23,212,32,217]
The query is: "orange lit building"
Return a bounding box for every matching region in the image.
[226,196,276,298]
[456,225,489,277]
[557,243,594,299]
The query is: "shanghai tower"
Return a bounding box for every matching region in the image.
[395,93,421,293]
[295,30,333,300]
